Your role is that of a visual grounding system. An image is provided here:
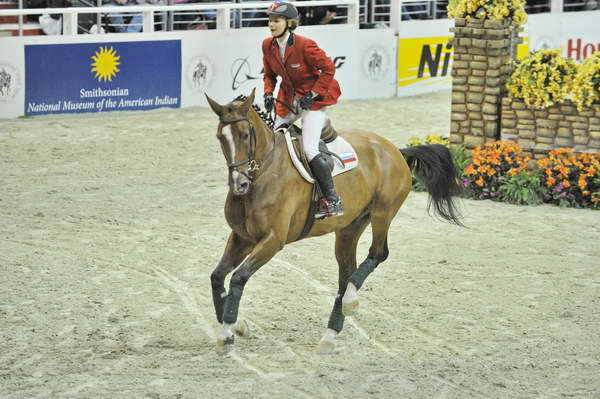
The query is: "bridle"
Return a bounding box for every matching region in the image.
[219,116,260,181]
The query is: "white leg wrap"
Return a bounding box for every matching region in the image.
[220,322,235,341]
[322,328,338,341]
[342,282,358,304]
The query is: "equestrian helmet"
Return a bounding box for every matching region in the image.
[266,1,299,20]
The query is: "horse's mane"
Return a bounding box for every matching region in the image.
[233,95,275,130]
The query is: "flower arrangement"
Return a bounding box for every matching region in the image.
[572,51,600,111]
[507,49,578,109]
[463,141,530,200]
[403,139,600,209]
[537,148,600,208]
[447,0,528,25]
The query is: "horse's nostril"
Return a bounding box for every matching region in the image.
[240,182,249,190]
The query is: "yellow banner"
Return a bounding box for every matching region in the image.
[398,36,453,87]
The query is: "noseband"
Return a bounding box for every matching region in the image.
[220,117,260,181]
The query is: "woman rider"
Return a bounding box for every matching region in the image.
[262,0,343,219]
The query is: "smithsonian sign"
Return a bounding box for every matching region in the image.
[25,40,181,116]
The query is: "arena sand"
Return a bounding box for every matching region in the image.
[1,90,599,399]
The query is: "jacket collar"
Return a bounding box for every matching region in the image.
[270,32,295,48]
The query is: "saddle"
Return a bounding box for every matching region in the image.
[279,119,340,174]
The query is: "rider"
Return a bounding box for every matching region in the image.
[262,0,343,219]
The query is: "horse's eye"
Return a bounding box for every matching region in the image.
[242,133,249,140]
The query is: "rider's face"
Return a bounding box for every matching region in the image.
[268,15,287,37]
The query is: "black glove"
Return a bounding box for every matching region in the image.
[264,94,274,112]
[298,92,315,110]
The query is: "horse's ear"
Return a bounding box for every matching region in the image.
[205,93,223,117]
[239,88,256,115]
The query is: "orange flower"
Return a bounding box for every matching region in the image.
[578,176,587,190]
[465,164,476,176]
[547,176,556,187]
[562,180,571,188]
[476,176,485,187]
[583,190,590,196]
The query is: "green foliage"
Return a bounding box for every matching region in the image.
[499,170,545,205]
[449,145,472,179]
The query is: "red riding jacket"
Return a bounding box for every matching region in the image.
[262,33,341,117]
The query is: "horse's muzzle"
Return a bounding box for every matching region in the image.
[231,170,251,196]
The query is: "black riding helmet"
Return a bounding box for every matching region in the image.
[266,1,299,20]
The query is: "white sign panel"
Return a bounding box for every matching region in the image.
[182,25,397,107]
[0,26,396,119]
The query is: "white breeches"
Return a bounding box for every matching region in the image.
[274,100,328,162]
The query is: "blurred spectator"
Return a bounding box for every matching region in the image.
[171,0,218,30]
[401,1,428,20]
[298,3,343,25]
[103,0,162,33]
[104,0,143,32]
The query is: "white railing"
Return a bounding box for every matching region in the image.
[0,0,359,35]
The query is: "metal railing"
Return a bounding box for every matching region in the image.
[2,0,598,36]
[0,0,359,35]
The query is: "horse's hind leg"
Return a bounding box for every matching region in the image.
[342,193,408,316]
[211,232,253,337]
[317,212,370,354]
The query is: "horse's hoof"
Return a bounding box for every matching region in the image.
[216,335,234,355]
[234,319,250,338]
[342,299,359,316]
[316,337,336,355]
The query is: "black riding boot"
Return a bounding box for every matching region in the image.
[309,154,344,219]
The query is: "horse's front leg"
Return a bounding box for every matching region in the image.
[218,230,283,354]
[211,232,253,329]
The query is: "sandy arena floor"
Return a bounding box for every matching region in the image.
[1,90,599,398]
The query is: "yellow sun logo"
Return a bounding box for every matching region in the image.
[91,46,121,82]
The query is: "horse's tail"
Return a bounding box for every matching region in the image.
[400,144,464,226]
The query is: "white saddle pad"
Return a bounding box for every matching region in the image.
[283,130,359,184]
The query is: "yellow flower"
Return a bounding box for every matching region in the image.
[572,52,600,111]
[448,0,527,25]
[408,137,422,147]
[507,49,577,109]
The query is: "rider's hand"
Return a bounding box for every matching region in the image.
[264,94,274,112]
[298,92,314,110]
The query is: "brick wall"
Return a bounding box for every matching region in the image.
[449,18,521,149]
[501,98,600,158]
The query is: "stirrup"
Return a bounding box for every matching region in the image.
[315,198,344,219]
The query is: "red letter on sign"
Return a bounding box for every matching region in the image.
[583,43,596,59]
[567,39,581,60]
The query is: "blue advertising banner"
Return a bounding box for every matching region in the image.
[25,40,181,116]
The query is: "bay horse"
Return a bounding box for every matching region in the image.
[206,89,462,354]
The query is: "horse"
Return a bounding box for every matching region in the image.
[368,52,382,79]
[205,88,462,354]
[0,69,11,97]
[193,62,207,88]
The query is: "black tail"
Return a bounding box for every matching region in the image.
[400,144,464,226]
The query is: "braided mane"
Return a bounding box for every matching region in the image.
[233,95,275,130]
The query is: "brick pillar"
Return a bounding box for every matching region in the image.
[449,18,521,149]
